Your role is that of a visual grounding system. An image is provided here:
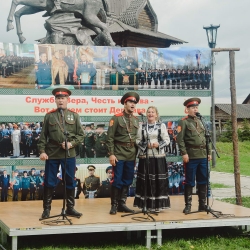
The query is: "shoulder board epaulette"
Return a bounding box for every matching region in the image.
[95,175,100,178]
[68,109,77,114]
[133,115,139,119]
[115,112,123,117]
[46,109,57,114]
[181,116,188,120]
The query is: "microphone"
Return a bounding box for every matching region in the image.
[138,111,145,116]
[58,108,64,117]
[195,112,202,118]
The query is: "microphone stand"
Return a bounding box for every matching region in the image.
[40,108,79,225]
[188,113,222,218]
[122,114,158,221]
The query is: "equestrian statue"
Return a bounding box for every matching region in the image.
[6,0,115,46]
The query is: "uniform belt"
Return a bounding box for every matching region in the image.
[48,139,62,147]
[186,144,206,149]
[114,141,135,147]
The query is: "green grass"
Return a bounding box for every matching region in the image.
[2,227,250,250]
[214,141,250,176]
[210,183,232,188]
[221,197,250,209]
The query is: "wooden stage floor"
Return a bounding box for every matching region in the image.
[1,196,250,250]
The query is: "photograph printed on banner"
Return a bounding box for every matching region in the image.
[109,47,139,90]
[136,47,211,90]
[0,122,42,158]
[34,44,111,90]
[0,42,35,88]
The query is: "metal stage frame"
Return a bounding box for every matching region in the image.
[1,197,250,250]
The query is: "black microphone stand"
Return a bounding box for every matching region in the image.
[122,114,158,221]
[188,113,222,218]
[40,108,80,225]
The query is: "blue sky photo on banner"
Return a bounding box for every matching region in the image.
[0,43,211,91]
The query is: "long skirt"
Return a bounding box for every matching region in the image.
[133,157,170,211]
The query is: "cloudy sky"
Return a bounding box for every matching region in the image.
[1,0,248,104]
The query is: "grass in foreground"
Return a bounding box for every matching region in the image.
[221,196,250,208]
[210,183,233,188]
[3,227,250,250]
[215,141,250,176]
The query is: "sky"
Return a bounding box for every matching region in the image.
[0,0,249,104]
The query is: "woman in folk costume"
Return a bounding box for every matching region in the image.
[134,106,171,212]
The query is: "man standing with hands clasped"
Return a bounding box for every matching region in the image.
[106,92,140,215]
[177,98,211,214]
[38,87,84,219]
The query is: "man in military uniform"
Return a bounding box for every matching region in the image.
[20,171,30,201]
[35,53,52,88]
[29,168,37,200]
[82,165,100,198]
[94,124,108,158]
[116,49,138,87]
[36,170,45,200]
[38,87,84,219]
[84,124,95,158]
[98,166,112,198]
[0,170,10,202]
[177,98,211,214]
[10,170,21,201]
[107,92,140,215]
[76,54,97,89]
[79,124,86,158]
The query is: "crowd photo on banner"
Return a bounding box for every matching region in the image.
[0,121,179,159]
[0,43,212,91]
[0,161,185,202]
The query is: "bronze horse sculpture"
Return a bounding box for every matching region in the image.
[6,0,115,45]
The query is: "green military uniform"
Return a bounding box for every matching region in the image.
[38,109,84,159]
[177,115,210,158]
[82,165,100,198]
[95,124,108,158]
[38,87,84,220]
[176,97,209,214]
[106,91,140,215]
[106,111,139,160]
[84,124,95,158]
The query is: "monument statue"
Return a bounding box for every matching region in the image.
[6,0,115,46]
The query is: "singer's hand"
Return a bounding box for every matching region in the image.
[61,142,72,150]
[40,153,48,161]
[182,154,189,163]
[109,155,118,166]
[152,142,159,148]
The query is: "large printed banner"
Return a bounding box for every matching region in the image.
[0,95,211,117]
[0,43,211,91]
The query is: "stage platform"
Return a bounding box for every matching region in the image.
[1,196,250,250]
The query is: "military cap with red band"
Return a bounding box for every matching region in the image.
[183,97,201,107]
[52,87,72,97]
[120,92,140,105]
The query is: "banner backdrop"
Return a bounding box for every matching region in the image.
[0,43,212,91]
[0,95,211,117]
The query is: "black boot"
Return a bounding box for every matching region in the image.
[183,185,193,214]
[65,189,82,217]
[198,184,207,211]
[41,187,54,219]
[117,186,134,213]
[110,186,120,215]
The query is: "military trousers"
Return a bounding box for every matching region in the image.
[184,158,208,187]
[44,157,76,189]
[112,160,135,189]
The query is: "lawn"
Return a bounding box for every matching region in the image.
[214,141,250,176]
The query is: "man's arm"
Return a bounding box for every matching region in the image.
[70,113,85,148]
[176,119,189,163]
[106,116,118,166]
[37,115,48,154]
